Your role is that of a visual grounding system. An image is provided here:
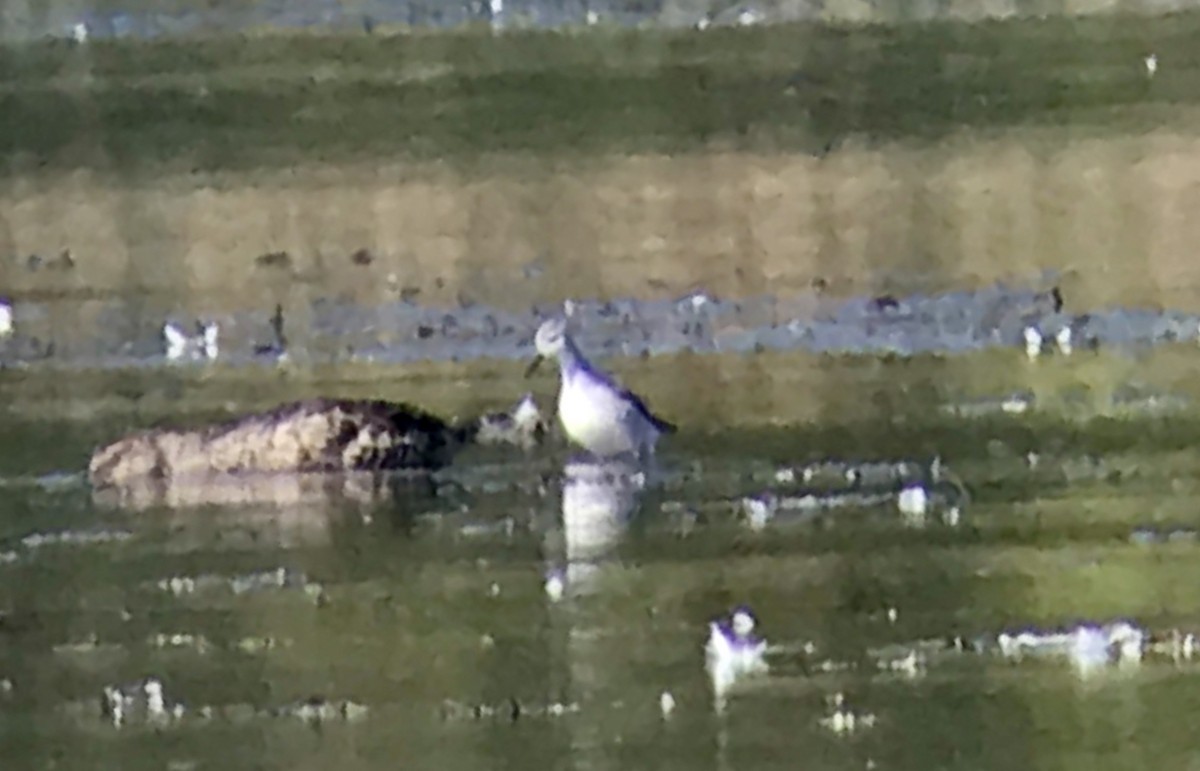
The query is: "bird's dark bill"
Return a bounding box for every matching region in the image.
[524,355,545,378]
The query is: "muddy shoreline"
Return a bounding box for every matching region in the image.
[2,282,1197,373]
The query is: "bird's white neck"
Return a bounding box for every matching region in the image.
[556,335,589,377]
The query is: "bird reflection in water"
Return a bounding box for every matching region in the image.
[546,456,647,598]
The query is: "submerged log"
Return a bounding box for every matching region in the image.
[88,395,546,490]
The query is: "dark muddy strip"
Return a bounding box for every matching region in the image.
[1,283,1197,372]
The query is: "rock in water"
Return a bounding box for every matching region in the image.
[88,396,544,488]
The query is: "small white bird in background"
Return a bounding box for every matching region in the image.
[143,679,166,720]
[659,691,676,719]
[706,606,769,709]
[201,322,219,359]
[164,320,219,362]
[101,685,127,727]
[897,483,929,518]
[1023,326,1043,360]
[0,299,13,337]
[1144,53,1158,78]
[1055,325,1073,356]
[737,8,761,25]
[101,677,176,727]
[544,568,565,602]
[706,607,767,670]
[162,324,186,360]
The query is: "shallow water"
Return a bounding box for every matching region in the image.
[4,11,1200,771]
[6,339,1200,770]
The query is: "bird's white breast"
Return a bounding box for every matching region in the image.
[558,373,636,456]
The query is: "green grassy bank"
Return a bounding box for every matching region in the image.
[0,13,1198,174]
